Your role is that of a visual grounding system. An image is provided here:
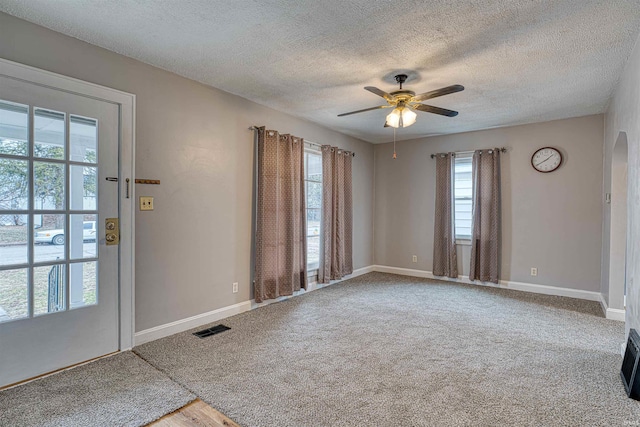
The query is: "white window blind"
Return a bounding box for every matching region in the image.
[454,154,473,240]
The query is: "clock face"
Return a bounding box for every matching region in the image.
[531,147,562,173]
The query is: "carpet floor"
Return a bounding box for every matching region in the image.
[0,351,195,427]
[135,272,639,427]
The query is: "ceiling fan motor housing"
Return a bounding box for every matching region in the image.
[390,90,416,102]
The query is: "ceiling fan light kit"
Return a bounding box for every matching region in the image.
[338,74,464,129]
[385,105,417,128]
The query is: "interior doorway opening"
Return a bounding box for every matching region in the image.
[608,131,628,312]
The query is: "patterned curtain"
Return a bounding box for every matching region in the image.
[319,145,353,283]
[432,153,458,278]
[254,127,307,303]
[469,149,501,283]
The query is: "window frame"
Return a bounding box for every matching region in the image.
[453,153,473,245]
[304,147,322,274]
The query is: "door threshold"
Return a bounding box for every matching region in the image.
[0,351,120,392]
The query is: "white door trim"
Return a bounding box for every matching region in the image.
[0,57,136,350]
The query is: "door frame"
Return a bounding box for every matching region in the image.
[0,57,136,351]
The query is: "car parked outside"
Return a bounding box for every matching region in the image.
[34,221,97,245]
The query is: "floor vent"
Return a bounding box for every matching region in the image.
[621,328,640,399]
[193,324,231,339]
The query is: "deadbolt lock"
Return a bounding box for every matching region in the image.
[105,218,120,246]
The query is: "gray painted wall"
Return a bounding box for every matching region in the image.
[374,115,604,292]
[0,13,374,332]
[603,29,640,334]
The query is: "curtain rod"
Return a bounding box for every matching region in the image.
[430,147,507,159]
[249,126,355,157]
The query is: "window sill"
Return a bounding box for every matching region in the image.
[455,239,471,246]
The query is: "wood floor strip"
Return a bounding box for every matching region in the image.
[149,398,240,427]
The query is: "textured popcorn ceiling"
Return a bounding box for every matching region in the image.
[2,1,640,143]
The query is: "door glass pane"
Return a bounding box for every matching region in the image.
[34,108,65,160]
[70,261,97,309]
[0,158,28,210]
[34,161,65,210]
[307,236,320,269]
[0,100,28,157]
[70,165,96,210]
[70,116,97,163]
[34,264,66,316]
[0,268,28,323]
[0,215,28,266]
[70,214,97,260]
[306,182,322,208]
[34,214,66,262]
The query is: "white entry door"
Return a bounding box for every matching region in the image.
[0,73,121,387]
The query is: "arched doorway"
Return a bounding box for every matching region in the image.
[608,132,628,312]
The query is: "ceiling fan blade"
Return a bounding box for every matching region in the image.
[411,85,464,102]
[337,105,390,117]
[412,104,459,117]
[364,86,395,102]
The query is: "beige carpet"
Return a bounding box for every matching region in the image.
[135,272,638,427]
[0,351,195,427]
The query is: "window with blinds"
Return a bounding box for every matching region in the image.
[304,149,322,271]
[453,154,473,241]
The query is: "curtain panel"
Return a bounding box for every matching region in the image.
[319,145,353,283]
[254,127,307,303]
[469,149,501,283]
[432,153,458,278]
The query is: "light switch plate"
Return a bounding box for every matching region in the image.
[139,196,154,211]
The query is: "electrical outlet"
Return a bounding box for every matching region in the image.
[412,255,417,263]
[531,267,538,276]
[232,282,238,293]
[139,196,154,211]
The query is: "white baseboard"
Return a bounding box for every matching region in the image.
[599,294,626,322]
[250,265,374,309]
[373,265,604,303]
[135,301,252,346]
[135,264,622,346]
[134,265,375,346]
[607,309,626,322]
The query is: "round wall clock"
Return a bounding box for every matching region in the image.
[531,147,563,173]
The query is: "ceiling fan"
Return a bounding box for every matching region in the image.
[338,74,464,128]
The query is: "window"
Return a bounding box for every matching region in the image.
[454,154,473,242]
[304,150,322,271]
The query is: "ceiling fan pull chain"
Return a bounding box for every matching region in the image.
[393,128,397,159]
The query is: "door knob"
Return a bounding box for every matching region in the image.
[105,218,120,245]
